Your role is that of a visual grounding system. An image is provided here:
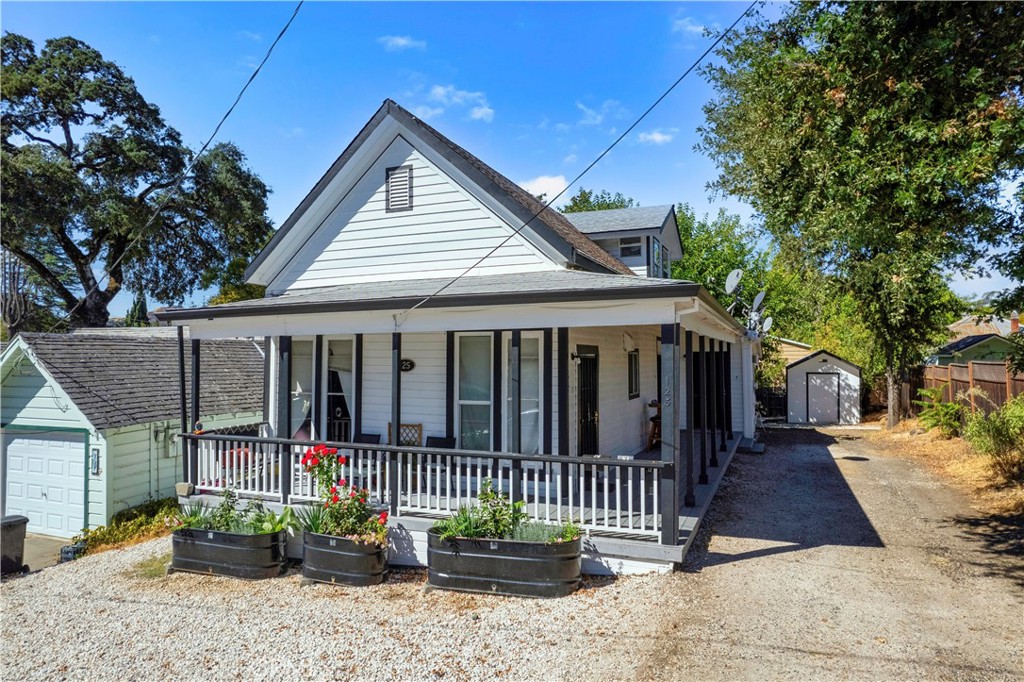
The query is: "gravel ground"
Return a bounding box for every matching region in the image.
[2,427,1021,681]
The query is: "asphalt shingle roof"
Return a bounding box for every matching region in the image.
[156,270,700,321]
[11,332,264,430]
[935,334,1002,355]
[561,205,674,235]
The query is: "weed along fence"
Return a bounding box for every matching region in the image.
[901,362,1024,416]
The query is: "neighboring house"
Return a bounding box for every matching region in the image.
[154,99,760,574]
[787,350,862,426]
[774,337,814,368]
[561,205,682,278]
[947,312,1019,341]
[0,329,264,538]
[927,334,1017,366]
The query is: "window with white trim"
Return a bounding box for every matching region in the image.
[504,333,543,455]
[386,164,413,212]
[620,237,641,258]
[456,334,492,450]
[628,349,640,400]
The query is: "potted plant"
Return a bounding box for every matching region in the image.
[295,443,389,586]
[428,480,581,598]
[169,489,297,580]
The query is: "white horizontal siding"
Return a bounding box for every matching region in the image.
[271,137,557,293]
[361,333,446,444]
[567,326,660,458]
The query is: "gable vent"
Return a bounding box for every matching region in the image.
[386,164,413,212]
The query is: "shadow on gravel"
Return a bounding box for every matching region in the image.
[945,513,1024,589]
[691,428,884,570]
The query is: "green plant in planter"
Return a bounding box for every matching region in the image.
[171,489,298,535]
[295,443,388,546]
[433,479,580,543]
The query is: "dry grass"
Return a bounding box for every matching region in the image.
[867,418,1024,516]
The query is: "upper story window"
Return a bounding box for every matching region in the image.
[386,165,413,212]
[620,237,641,258]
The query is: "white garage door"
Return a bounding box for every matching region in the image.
[3,430,86,538]
[807,374,840,424]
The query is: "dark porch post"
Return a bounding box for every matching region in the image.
[509,330,522,503]
[189,337,201,490]
[698,335,709,485]
[659,323,680,545]
[313,335,324,440]
[389,332,401,515]
[718,341,728,452]
[277,336,292,502]
[709,338,720,468]
[726,342,734,439]
[684,330,696,507]
[177,327,188,483]
[354,334,364,439]
[557,327,570,496]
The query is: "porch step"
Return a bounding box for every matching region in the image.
[737,438,765,454]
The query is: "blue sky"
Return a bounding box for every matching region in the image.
[2,1,1012,315]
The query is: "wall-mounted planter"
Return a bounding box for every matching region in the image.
[427,529,581,598]
[302,531,388,586]
[171,528,286,580]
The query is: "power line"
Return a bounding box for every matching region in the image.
[49,0,304,331]
[394,0,759,328]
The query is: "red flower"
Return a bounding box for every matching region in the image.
[360,497,366,503]
[337,455,347,465]
[379,511,388,524]
[338,478,347,487]
[350,491,356,498]
[327,447,338,455]
[332,494,340,503]
[311,457,320,466]
[330,485,337,493]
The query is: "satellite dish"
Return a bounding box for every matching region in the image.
[762,316,774,333]
[752,291,766,312]
[725,269,743,295]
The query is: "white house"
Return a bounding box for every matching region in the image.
[155,100,760,573]
[0,329,264,538]
[786,350,862,426]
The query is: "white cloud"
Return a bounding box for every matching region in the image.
[563,153,577,164]
[638,128,677,145]
[672,17,705,35]
[378,35,426,51]
[422,84,494,123]
[576,99,626,127]
[518,175,568,202]
[411,105,444,120]
[238,30,263,42]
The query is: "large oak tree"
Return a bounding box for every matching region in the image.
[699,1,1022,425]
[1,33,273,328]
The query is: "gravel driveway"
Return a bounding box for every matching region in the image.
[2,427,1020,681]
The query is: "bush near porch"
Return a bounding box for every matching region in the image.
[73,497,179,555]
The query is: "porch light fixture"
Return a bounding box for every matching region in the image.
[90,447,100,475]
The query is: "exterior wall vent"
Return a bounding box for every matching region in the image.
[386,164,413,212]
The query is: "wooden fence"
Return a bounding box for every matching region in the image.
[901,362,1024,416]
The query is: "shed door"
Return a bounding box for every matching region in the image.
[807,374,840,424]
[2,430,85,538]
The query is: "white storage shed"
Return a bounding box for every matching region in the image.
[786,350,861,425]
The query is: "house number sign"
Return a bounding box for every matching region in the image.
[400,358,416,372]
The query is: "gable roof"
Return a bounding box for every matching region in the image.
[3,332,264,430]
[561,205,674,234]
[244,99,633,285]
[948,315,1015,339]
[934,333,1010,356]
[786,349,862,375]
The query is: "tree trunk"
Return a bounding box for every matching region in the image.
[886,366,901,429]
[70,289,114,328]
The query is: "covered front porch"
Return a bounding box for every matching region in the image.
[159,273,757,572]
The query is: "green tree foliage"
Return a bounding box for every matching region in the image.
[0,33,273,328]
[560,188,636,213]
[0,247,68,338]
[699,2,1019,425]
[124,290,149,327]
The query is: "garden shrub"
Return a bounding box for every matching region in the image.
[73,497,179,554]
[433,480,580,543]
[914,385,964,438]
[964,395,1024,483]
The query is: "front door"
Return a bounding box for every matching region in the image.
[577,345,599,456]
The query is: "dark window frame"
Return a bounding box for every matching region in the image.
[620,236,641,259]
[627,348,640,400]
[385,164,414,213]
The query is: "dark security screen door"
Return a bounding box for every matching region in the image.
[577,345,599,456]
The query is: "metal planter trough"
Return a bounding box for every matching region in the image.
[302,531,388,586]
[426,529,581,599]
[171,528,287,580]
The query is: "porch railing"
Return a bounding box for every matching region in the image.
[180,433,670,540]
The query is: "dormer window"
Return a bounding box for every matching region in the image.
[619,237,641,258]
[386,165,413,212]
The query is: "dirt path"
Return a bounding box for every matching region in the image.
[637,427,1022,681]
